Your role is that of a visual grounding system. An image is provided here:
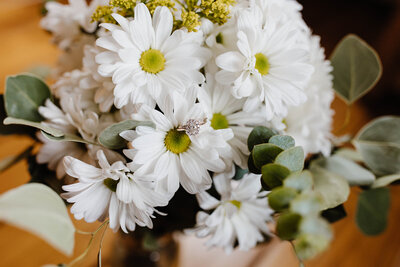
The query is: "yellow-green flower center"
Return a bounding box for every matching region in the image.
[139,49,166,74]
[255,52,270,76]
[230,200,242,209]
[103,178,119,192]
[164,129,191,154]
[211,113,229,130]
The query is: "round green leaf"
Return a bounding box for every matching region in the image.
[274,146,305,172]
[98,120,155,149]
[269,135,295,150]
[247,126,276,151]
[252,143,283,169]
[356,187,390,235]
[372,174,400,188]
[313,155,375,186]
[261,163,291,190]
[0,183,75,255]
[248,152,261,174]
[310,164,350,210]
[290,193,322,216]
[4,74,51,122]
[284,171,313,192]
[354,116,400,175]
[276,212,302,241]
[268,186,298,212]
[330,34,382,104]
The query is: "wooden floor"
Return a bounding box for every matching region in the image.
[0,1,399,267]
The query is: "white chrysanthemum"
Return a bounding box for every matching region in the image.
[282,36,335,156]
[37,98,121,178]
[95,3,209,108]
[215,6,313,120]
[41,0,105,49]
[188,171,273,253]
[122,91,233,195]
[198,74,265,169]
[62,150,168,232]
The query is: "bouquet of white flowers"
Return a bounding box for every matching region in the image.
[0,0,398,266]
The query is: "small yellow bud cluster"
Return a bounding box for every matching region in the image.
[181,10,201,32]
[199,0,235,25]
[146,0,176,15]
[91,5,114,23]
[91,0,236,32]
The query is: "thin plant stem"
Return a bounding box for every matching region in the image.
[290,241,304,267]
[68,219,109,267]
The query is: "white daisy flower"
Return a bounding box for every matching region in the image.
[215,5,314,120]
[188,171,273,253]
[95,3,209,108]
[62,150,168,233]
[122,91,233,195]
[282,35,335,156]
[41,0,106,49]
[198,74,266,169]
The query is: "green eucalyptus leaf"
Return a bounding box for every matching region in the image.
[4,74,51,122]
[334,148,363,162]
[261,163,290,190]
[356,187,390,235]
[310,164,350,210]
[3,117,64,137]
[274,146,304,172]
[0,145,33,173]
[330,34,382,104]
[248,152,261,174]
[247,126,276,151]
[354,116,400,175]
[290,193,322,216]
[276,212,302,241]
[269,135,295,150]
[313,155,375,186]
[0,95,36,136]
[268,186,298,212]
[252,143,283,169]
[98,120,155,149]
[295,217,332,260]
[0,183,75,255]
[372,174,400,188]
[284,171,313,192]
[41,131,97,145]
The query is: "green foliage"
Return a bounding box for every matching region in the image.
[284,171,313,192]
[356,187,390,235]
[3,117,64,137]
[247,126,276,151]
[0,183,75,255]
[261,163,290,190]
[269,135,295,150]
[4,74,51,122]
[246,127,333,260]
[313,155,375,186]
[309,164,350,210]
[0,95,36,137]
[252,143,283,169]
[354,116,400,175]
[330,34,382,104]
[274,146,304,172]
[268,186,298,212]
[276,212,302,241]
[98,120,155,149]
[41,131,97,146]
[372,174,400,188]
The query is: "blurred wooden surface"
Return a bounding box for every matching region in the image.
[0,1,400,267]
